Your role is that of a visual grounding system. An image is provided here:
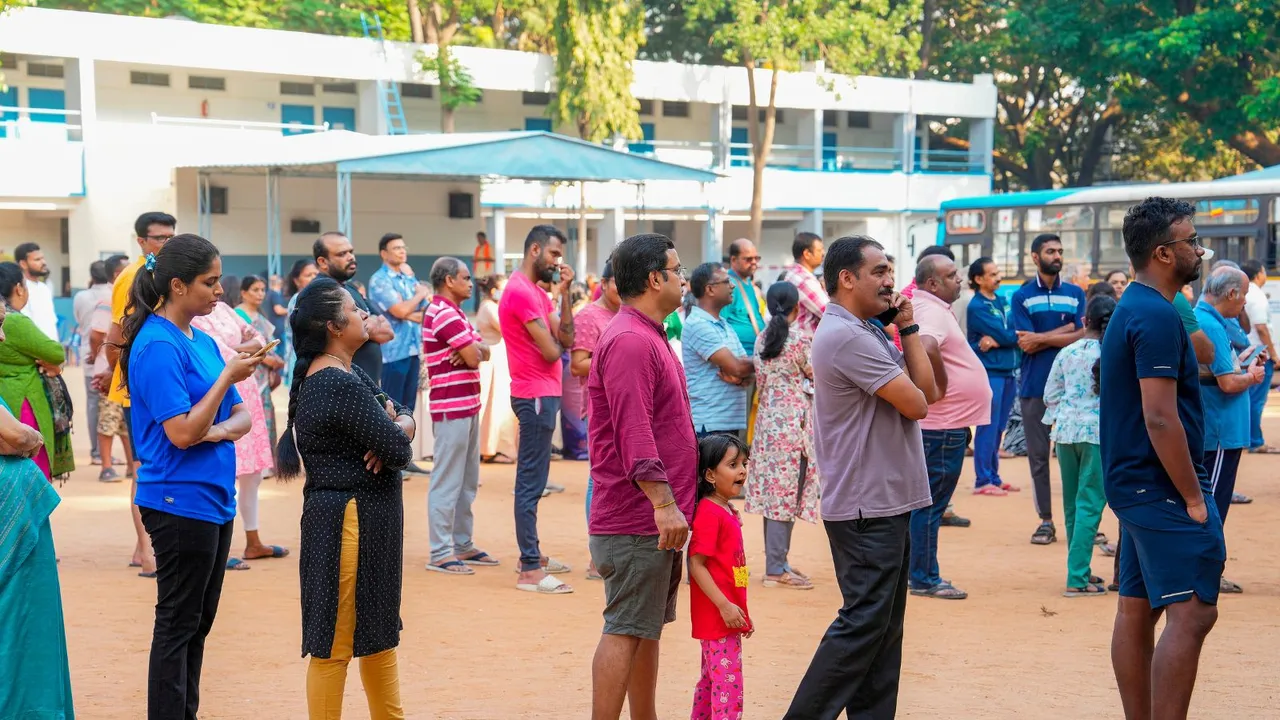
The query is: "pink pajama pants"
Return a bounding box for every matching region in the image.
[691,633,744,720]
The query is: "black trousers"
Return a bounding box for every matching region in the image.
[141,509,234,720]
[785,513,911,720]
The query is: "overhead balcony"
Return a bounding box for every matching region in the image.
[0,106,84,197]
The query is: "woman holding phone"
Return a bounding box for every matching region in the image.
[191,296,288,570]
[119,234,263,719]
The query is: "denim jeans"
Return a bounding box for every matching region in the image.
[973,374,1015,488]
[511,396,559,571]
[380,355,421,412]
[1249,360,1273,449]
[83,373,100,459]
[908,428,969,590]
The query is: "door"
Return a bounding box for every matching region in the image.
[730,127,749,167]
[0,86,15,138]
[281,104,316,135]
[822,131,838,170]
[524,117,552,132]
[321,106,356,132]
[27,88,66,124]
[1203,233,1259,267]
[629,122,655,154]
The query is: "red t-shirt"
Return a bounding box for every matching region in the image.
[688,498,751,640]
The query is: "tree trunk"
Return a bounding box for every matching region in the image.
[407,0,424,43]
[439,41,455,133]
[916,0,936,78]
[1227,131,1280,169]
[747,60,779,245]
[1071,103,1122,187]
[425,1,440,44]
[492,0,506,46]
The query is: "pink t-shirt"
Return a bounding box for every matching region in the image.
[498,271,562,399]
[913,289,992,430]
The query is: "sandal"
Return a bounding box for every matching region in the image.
[426,560,475,575]
[516,557,572,574]
[910,582,968,600]
[458,551,500,566]
[1063,583,1108,597]
[1098,543,1117,557]
[1248,445,1280,454]
[516,574,573,595]
[225,558,251,571]
[244,545,289,560]
[1030,522,1057,545]
[763,572,814,590]
[1220,577,1243,594]
[483,454,515,464]
[1231,492,1252,505]
[973,485,1007,496]
[998,483,1021,492]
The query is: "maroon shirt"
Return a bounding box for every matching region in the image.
[587,305,698,535]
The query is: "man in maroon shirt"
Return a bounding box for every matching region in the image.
[587,233,697,720]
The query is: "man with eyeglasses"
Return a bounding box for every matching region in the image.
[95,211,177,579]
[722,239,765,356]
[683,262,754,440]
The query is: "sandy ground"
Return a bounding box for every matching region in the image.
[47,367,1280,719]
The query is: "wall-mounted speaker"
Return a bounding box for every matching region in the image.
[291,219,321,234]
[448,192,474,219]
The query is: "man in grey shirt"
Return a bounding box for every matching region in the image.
[785,235,938,720]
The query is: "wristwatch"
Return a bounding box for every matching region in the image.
[899,324,920,337]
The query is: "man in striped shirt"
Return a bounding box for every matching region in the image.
[422,257,499,575]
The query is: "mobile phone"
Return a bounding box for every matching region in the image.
[875,306,899,326]
[1239,344,1263,367]
[250,338,281,359]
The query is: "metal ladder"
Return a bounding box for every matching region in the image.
[361,13,408,135]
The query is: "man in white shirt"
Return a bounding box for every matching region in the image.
[15,242,59,341]
[1241,259,1277,453]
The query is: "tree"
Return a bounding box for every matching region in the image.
[37,0,414,40]
[689,0,922,243]
[418,1,473,132]
[416,45,482,132]
[639,0,725,63]
[549,0,643,142]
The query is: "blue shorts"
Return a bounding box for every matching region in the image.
[1116,497,1226,608]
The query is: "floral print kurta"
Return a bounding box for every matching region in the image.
[744,326,821,524]
[191,303,275,476]
[1042,337,1101,446]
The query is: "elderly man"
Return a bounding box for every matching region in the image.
[721,239,765,355]
[1194,265,1264,595]
[683,262,754,438]
[908,254,991,600]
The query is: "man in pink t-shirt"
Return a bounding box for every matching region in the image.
[497,225,577,595]
[908,254,993,601]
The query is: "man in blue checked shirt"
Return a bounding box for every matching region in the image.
[369,232,432,475]
[683,262,755,439]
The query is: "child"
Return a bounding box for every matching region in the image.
[689,433,753,720]
[1042,295,1115,597]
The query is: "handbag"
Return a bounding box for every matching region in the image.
[41,373,74,434]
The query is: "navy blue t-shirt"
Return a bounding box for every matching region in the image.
[1012,275,1086,397]
[1099,283,1208,509]
[129,314,243,524]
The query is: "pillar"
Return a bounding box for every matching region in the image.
[893,113,916,173]
[598,207,625,272]
[63,58,98,289]
[969,117,994,175]
[800,210,824,238]
[357,80,389,135]
[265,171,282,280]
[714,80,732,170]
[336,170,352,238]
[797,109,823,170]
[702,207,724,265]
[487,207,507,276]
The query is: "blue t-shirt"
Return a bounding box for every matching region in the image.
[1100,283,1208,509]
[129,315,243,524]
[1194,301,1251,451]
[1012,275,1086,397]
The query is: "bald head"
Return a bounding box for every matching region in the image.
[915,255,961,304]
[727,238,760,278]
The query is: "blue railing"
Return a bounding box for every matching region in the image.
[914,148,983,174]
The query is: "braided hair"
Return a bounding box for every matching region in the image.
[1087,295,1116,396]
[758,281,799,361]
[275,276,353,479]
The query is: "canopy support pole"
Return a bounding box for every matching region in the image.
[487,206,507,276]
[197,172,212,241]
[266,169,282,280]
[336,170,353,239]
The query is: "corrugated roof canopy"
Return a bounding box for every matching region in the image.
[177,130,720,183]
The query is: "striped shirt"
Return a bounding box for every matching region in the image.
[783,263,828,333]
[423,296,483,422]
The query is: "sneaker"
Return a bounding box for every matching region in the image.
[98,467,122,483]
[545,482,566,494]
[940,513,971,528]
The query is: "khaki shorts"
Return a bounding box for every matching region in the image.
[589,534,682,641]
[97,399,128,438]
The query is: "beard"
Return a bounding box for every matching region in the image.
[534,256,557,283]
[329,262,356,282]
[1038,260,1062,276]
[1177,255,1203,284]
[28,266,50,280]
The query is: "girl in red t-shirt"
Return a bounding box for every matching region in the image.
[689,433,753,720]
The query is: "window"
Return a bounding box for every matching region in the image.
[992,210,1022,277]
[322,82,357,94]
[130,71,170,87]
[522,91,551,105]
[638,98,653,116]
[0,54,17,70]
[732,106,747,121]
[662,101,690,118]
[27,62,64,79]
[280,81,315,96]
[822,112,838,128]
[208,186,228,215]
[1194,197,1259,226]
[758,108,784,124]
[401,83,434,99]
[946,210,985,235]
[188,75,226,91]
[847,111,871,129]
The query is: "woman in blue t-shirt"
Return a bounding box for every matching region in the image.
[119,234,263,720]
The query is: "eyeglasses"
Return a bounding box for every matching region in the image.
[661,264,687,280]
[1160,234,1215,260]
[145,234,175,242]
[707,278,732,288]
[738,255,761,262]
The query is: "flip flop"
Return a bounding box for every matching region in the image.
[516,575,574,595]
[516,557,572,574]
[138,571,157,579]
[1063,583,1108,597]
[128,561,142,568]
[459,551,500,566]
[246,545,289,560]
[425,560,475,575]
[910,582,968,600]
[226,558,251,571]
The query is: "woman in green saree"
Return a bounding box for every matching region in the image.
[0,262,72,480]
[0,300,75,719]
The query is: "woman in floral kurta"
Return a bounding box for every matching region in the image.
[744,283,820,589]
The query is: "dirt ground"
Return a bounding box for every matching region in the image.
[50,367,1280,719]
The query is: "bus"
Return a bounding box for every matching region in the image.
[936,174,1280,292]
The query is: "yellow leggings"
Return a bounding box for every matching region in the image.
[306,499,404,720]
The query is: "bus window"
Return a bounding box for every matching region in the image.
[1031,205,1095,274]
[992,209,1021,277]
[1195,198,1259,226]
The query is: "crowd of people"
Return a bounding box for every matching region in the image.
[0,195,1271,719]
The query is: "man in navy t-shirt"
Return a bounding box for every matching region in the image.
[1099,196,1225,720]
[1011,233,1085,545]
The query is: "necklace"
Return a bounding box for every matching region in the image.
[321,352,350,370]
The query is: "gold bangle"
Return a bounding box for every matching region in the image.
[653,499,676,510]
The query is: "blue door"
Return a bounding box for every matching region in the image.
[322,106,356,132]
[0,87,15,138]
[281,104,316,135]
[524,117,552,132]
[730,127,749,167]
[27,88,66,124]
[629,122,655,154]
[822,132,838,170]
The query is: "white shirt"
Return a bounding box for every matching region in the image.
[21,277,60,342]
[1244,282,1270,347]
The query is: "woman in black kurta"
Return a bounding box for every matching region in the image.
[276,277,415,719]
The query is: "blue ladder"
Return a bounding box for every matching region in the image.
[361,13,408,135]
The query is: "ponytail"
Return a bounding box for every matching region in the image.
[758,282,800,360]
[275,277,351,480]
[1086,295,1116,397]
[119,234,219,389]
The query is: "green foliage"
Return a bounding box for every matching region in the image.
[550,0,643,142]
[35,0,412,40]
[415,46,481,112]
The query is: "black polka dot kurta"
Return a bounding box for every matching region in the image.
[295,366,414,659]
